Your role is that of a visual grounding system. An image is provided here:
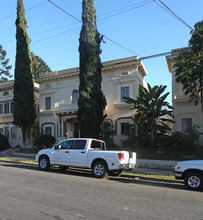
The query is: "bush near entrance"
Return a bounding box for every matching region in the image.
[0,134,10,151]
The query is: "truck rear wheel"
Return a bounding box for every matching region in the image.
[184,172,203,191]
[92,161,107,178]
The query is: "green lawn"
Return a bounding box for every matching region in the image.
[11,144,203,161]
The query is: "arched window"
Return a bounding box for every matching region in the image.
[3,91,9,96]
[72,90,79,104]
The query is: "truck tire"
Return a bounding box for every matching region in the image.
[184,172,203,191]
[108,169,123,177]
[92,161,107,178]
[39,156,50,171]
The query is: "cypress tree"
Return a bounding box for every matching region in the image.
[13,0,36,146]
[78,0,107,138]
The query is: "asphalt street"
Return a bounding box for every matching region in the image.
[0,160,202,220]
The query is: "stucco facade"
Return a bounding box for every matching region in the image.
[166,48,203,144]
[38,56,147,145]
[0,80,39,147]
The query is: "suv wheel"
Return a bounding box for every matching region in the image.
[184,172,203,191]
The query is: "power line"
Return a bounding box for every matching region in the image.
[0,1,48,22]
[47,0,142,57]
[47,0,82,23]
[98,0,153,22]
[153,0,203,39]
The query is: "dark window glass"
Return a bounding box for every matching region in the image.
[121,122,129,135]
[90,140,105,150]
[11,127,16,139]
[74,123,79,138]
[182,118,192,132]
[45,97,51,110]
[60,140,74,149]
[0,104,3,114]
[72,90,79,104]
[74,140,86,150]
[45,127,52,135]
[10,102,14,113]
[5,126,9,138]
[121,87,129,102]
[4,103,9,114]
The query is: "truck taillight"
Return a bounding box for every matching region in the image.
[118,153,124,160]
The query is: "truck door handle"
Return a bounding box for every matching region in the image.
[65,151,69,153]
[81,151,85,154]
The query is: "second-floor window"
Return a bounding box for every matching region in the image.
[45,97,51,110]
[0,104,3,114]
[0,102,13,114]
[4,103,9,114]
[72,90,79,104]
[121,86,129,102]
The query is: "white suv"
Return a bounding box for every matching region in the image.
[174,160,203,191]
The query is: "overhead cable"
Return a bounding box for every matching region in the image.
[0,1,48,22]
[153,0,203,39]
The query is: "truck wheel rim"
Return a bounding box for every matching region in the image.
[94,164,104,176]
[40,159,47,169]
[188,176,200,188]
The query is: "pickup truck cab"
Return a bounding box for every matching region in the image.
[35,138,136,178]
[174,160,203,190]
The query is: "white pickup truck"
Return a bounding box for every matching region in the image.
[35,138,136,178]
[174,160,203,190]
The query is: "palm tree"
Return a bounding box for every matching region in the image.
[124,84,174,146]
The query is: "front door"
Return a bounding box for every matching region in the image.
[52,140,75,165]
[68,140,87,167]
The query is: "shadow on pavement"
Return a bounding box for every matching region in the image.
[1,160,201,192]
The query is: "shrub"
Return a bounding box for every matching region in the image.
[101,121,117,148]
[34,134,56,150]
[0,134,10,151]
[170,126,202,154]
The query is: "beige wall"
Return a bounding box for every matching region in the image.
[0,81,39,147]
[38,56,147,145]
[166,51,203,144]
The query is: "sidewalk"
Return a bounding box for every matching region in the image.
[0,148,175,175]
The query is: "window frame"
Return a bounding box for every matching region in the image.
[45,97,51,110]
[121,86,129,102]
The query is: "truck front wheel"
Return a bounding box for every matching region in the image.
[184,172,203,191]
[92,161,107,178]
[39,156,50,171]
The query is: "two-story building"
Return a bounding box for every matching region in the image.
[0,56,147,147]
[166,48,203,144]
[0,80,39,147]
[38,56,147,145]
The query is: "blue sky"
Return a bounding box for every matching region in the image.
[1,0,203,104]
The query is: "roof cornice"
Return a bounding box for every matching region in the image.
[37,56,147,83]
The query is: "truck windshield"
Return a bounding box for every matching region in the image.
[90,140,105,150]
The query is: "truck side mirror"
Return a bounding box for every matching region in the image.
[55,145,61,150]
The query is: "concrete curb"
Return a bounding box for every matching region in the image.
[12,152,36,158]
[137,159,178,171]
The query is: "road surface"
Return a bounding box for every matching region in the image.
[0,160,202,220]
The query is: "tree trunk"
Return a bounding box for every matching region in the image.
[22,126,27,148]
